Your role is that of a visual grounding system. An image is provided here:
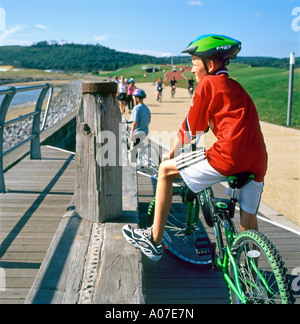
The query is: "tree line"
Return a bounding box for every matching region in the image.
[0,41,298,72]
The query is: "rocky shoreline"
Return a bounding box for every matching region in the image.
[3,80,82,152]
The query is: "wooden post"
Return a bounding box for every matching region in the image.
[76,82,122,223]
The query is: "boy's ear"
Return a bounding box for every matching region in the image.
[207,60,215,73]
[208,59,222,73]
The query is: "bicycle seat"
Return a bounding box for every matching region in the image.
[227,172,255,189]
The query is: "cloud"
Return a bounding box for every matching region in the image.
[0,24,26,45]
[35,24,49,30]
[94,34,109,42]
[187,1,203,6]
[161,53,173,58]
[120,48,174,57]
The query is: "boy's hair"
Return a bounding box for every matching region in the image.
[205,56,230,69]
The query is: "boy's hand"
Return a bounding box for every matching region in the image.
[162,151,173,161]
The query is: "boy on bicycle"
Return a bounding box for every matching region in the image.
[170,77,177,97]
[123,35,268,262]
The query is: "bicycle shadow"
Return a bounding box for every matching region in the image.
[138,205,229,304]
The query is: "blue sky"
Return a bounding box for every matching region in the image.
[0,0,299,58]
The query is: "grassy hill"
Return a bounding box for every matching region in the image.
[104,63,299,129]
[228,64,300,129]
[0,42,167,72]
[0,42,298,72]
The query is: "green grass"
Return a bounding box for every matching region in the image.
[181,63,300,129]
[99,64,173,84]
[97,63,300,129]
[228,64,300,129]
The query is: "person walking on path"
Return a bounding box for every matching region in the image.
[127,78,136,113]
[117,75,127,114]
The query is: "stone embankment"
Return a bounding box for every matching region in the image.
[3,81,82,152]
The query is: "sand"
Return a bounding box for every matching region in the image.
[3,80,70,121]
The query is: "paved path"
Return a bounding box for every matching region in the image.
[164,67,190,83]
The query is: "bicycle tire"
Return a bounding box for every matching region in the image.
[198,187,214,228]
[228,230,295,304]
[147,187,213,265]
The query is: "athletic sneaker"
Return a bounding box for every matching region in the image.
[122,225,164,262]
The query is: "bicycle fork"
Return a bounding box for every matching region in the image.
[217,245,248,304]
[215,230,274,304]
[212,212,249,303]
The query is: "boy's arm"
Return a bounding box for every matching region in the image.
[178,81,211,143]
[130,122,138,142]
[162,136,183,161]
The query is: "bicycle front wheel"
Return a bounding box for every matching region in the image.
[148,183,213,266]
[229,230,294,304]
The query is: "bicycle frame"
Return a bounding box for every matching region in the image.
[184,186,274,304]
[200,189,249,303]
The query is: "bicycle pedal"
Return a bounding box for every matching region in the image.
[194,237,214,256]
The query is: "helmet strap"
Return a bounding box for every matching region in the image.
[202,58,210,75]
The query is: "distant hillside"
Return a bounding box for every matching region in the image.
[0,41,167,72]
[0,41,298,72]
[173,55,300,69]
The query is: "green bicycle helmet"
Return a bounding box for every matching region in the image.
[182,34,241,60]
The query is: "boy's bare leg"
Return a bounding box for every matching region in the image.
[240,208,258,231]
[152,159,181,245]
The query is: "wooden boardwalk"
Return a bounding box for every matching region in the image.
[138,172,300,304]
[0,143,299,304]
[0,146,75,304]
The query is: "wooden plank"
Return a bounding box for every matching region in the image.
[25,211,93,304]
[0,146,75,304]
[91,164,143,304]
[92,221,144,304]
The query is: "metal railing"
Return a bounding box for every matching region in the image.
[0,83,54,193]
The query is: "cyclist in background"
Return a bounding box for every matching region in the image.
[187,76,195,97]
[170,76,177,98]
[123,34,267,262]
[155,77,164,102]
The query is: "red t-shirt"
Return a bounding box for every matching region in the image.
[178,72,267,182]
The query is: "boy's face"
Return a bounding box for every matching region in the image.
[191,56,208,83]
[134,96,141,105]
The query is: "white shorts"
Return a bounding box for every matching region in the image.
[175,149,264,215]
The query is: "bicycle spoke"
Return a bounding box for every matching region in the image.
[230,232,293,304]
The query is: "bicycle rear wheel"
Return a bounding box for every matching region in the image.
[229,230,294,304]
[148,182,213,265]
[138,144,160,176]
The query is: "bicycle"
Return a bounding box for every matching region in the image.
[188,86,194,98]
[147,143,295,304]
[171,86,176,98]
[157,88,163,103]
[121,119,160,176]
